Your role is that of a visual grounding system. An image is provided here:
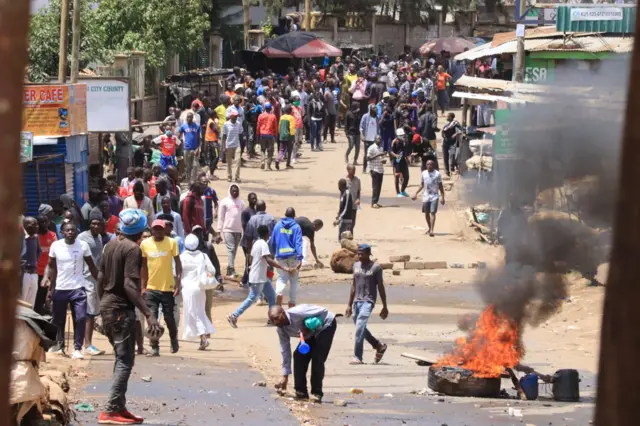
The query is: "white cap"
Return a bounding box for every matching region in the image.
[396,128,405,137]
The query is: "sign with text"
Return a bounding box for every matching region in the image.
[525,58,555,83]
[20,132,33,163]
[84,79,130,132]
[570,7,623,21]
[23,84,88,137]
[494,109,519,160]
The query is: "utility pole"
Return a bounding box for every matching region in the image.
[596,5,640,424]
[0,1,30,425]
[514,23,525,82]
[69,0,81,83]
[242,0,250,49]
[304,0,311,31]
[58,0,70,82]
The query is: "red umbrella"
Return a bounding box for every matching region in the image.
[261,32,342,58]
[419,37,478,56]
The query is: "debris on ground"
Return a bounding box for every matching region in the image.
[252,381,267,387]
[333,399,348,407]
[141,376,153,382]
[74,402,95,412]
[349,388,364,394]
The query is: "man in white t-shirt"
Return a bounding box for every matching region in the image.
[46,221,98,359]
[226,224,292,328]
[411,159,445,237]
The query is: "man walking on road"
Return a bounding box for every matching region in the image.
[257,102,278,171]
[345,165,361,234]
[334,179,354,240]
[270,208,303,307]
[179,112,201,183]
[141,219,182,356]
[367,136,386,209]
[222,110,243,183]
[217,184,245,278]
[270,304,337,403]
[46,221,98,360]
[360,104,380,173]
[241,192,258,286]
[411,159,445,237]
[97,209,162,425]
[346,244,388,365]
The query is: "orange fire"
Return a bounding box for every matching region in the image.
[435,305,523,378]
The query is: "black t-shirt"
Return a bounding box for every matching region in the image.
[133,148,153,168]
[296,217,315,242]
[100,238,142,312]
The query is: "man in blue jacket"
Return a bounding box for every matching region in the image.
[270,207,303,307]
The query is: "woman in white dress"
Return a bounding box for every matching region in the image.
[180,234,216,350]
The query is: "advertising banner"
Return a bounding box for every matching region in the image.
[84,79,130,132]
[20,132,33,163]
[23,84,88,137]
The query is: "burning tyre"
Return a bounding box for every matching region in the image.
[428,366,501,398]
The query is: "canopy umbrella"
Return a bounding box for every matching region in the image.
[419,37,479,56]
[261,32,342,59]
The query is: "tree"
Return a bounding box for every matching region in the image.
[94,0,210,68]
[28,0,106,82]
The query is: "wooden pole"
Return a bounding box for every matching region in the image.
[69,0,81,83]
[58,0,70,82]
[242,0,250,49]
[514,24,525,83]
[0,0,30,424]
[595,5,640,425]
[304,0,311,31]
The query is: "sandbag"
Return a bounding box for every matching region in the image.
[466,155,493,171]
[10,361,46,405]
[330,248,358,274]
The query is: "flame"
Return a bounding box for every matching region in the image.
[435,305,523,378]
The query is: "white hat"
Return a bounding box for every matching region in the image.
[185,234,199,251]
[396,128,405,137]
[234,83,244,92]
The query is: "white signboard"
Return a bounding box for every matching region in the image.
[570,7,623,21]
[84,79,130,132]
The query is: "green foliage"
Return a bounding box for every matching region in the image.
[28,0,106,82]
[28,0,210,82]
[94,0,210,68]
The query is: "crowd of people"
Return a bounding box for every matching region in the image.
[19,48,469,424]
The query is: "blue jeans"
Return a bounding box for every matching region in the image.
[232,281,276,318]
[353,301,380,361]
[310,119,322,149]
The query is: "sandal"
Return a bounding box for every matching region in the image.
[349,358,364,365]
[374,343,388,364]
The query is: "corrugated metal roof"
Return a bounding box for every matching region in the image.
[556,6,636,33]
[452,91,526,104]
[454,76,544,93]
[454,35,633,60]
[491,25,600,47]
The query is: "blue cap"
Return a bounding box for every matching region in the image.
[119,209,148,235]
[358,243,372,252]
[264,102,272,110]
[388,88,398,95]
[411,91,419,97]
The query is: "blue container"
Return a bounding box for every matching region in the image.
[520,373,539,400]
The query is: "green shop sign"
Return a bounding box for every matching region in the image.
[524,57,554,83]
[494,109,519,160]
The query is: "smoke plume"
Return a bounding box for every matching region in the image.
[466,58,627,328]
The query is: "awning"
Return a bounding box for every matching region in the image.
[452,91,527,104]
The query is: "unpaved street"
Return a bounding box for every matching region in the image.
[72,122,602,426]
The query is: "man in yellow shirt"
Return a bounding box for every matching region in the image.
[215,95,232,163]
[277,105,296,170]
[141,219,182,356]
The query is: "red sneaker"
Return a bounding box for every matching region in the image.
[98,411,136,424]
[122,408,144,424]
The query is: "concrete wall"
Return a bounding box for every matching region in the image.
[316,22,473,58]
[143,96,159,122]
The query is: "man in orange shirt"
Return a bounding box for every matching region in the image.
[256,103,278,171]
[153,128,181,172]
[204,110,220,178]
[435,65,451,117]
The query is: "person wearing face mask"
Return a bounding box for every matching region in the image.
[153,126,181,173]
[359,104,380,174]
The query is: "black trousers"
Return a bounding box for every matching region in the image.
[144,290,177,347]
[294,319,337,397]
[323,113,337,142]
[371,171,383,205]
[102,309,136,413]
[394,161,409,194]
[34,275,50,316]
[442,141,454,175]
[241,246,250,285]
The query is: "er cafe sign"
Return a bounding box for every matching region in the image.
[570,7,623,21]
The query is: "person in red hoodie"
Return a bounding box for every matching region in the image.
[256,102,278,171]
[181,180,205,234]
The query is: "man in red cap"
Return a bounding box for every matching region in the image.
[140,219,182,356]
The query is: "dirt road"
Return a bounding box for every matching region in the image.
[71,123,602,425]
